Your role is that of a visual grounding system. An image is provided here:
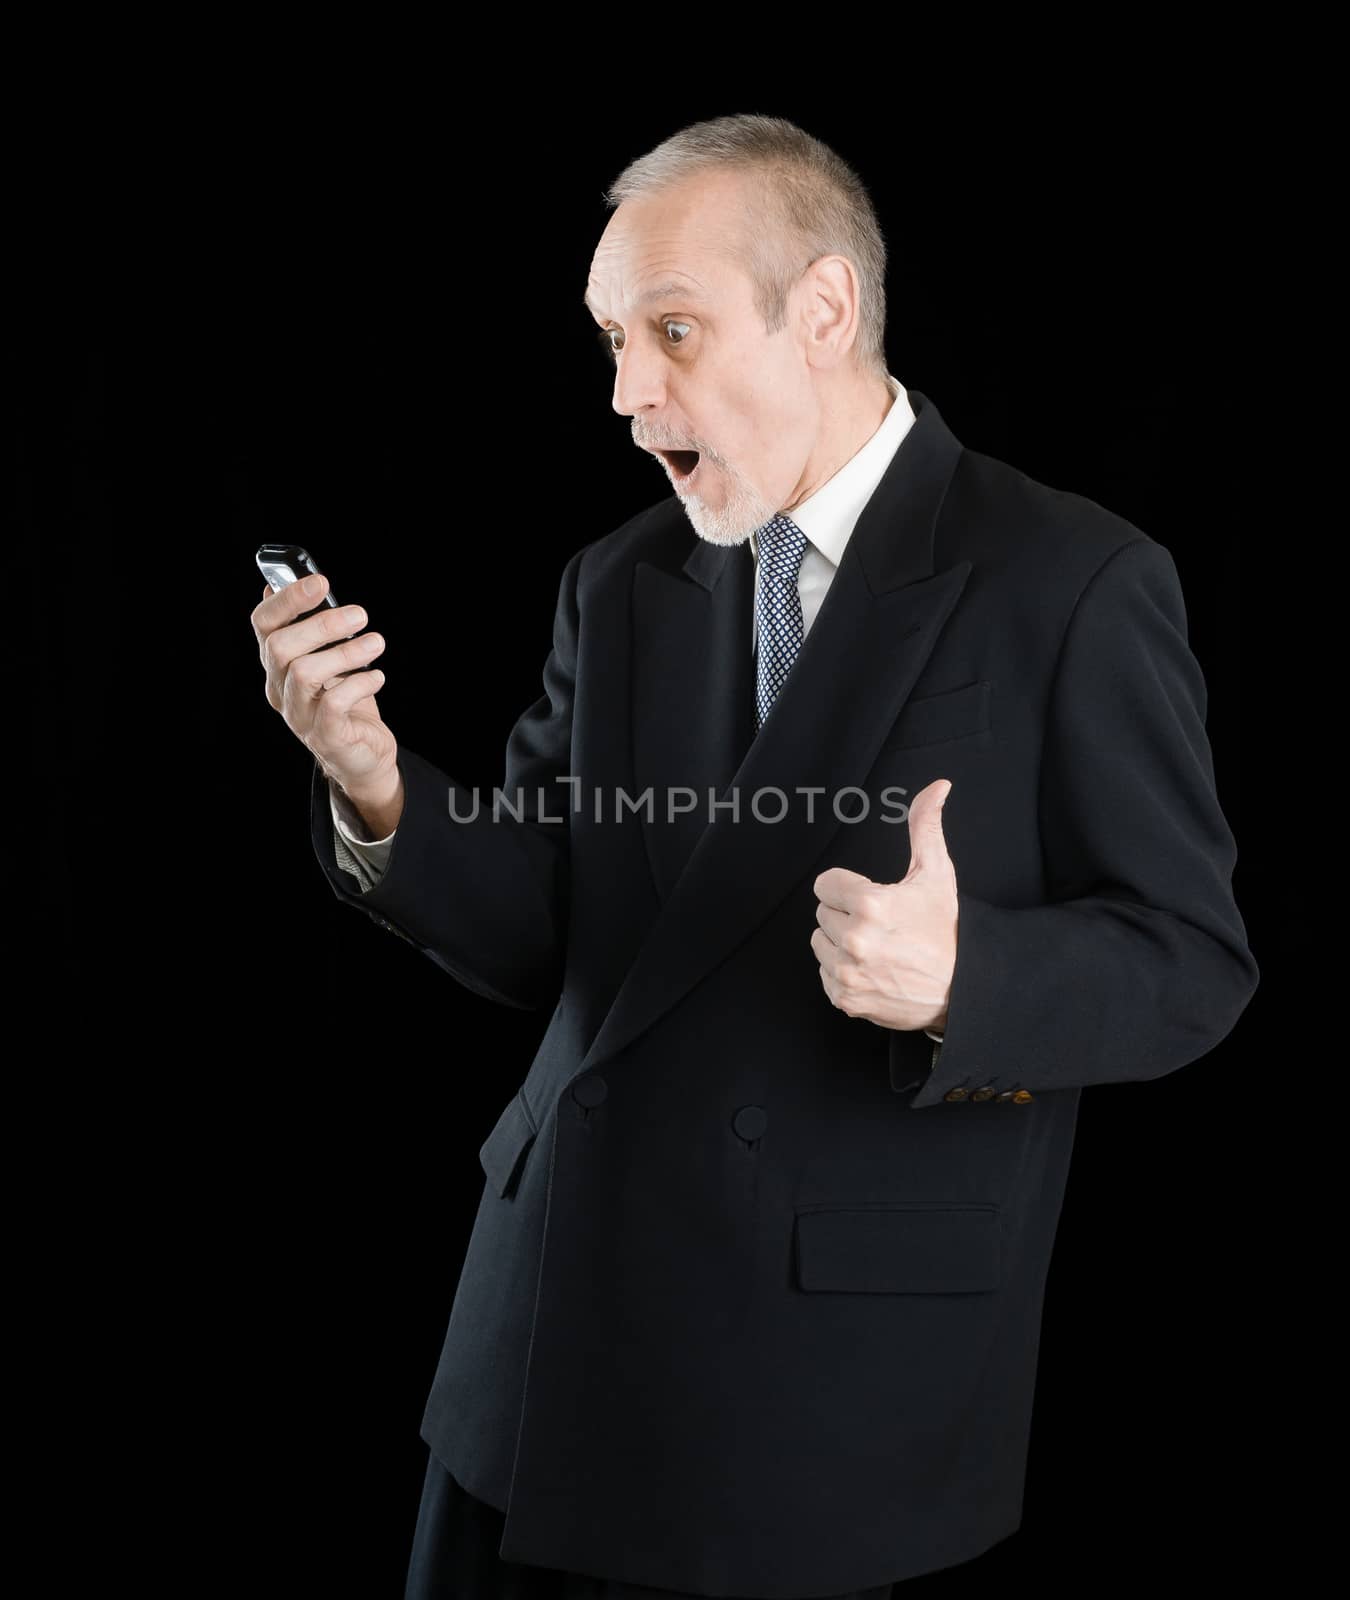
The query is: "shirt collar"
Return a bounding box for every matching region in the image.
[749,374,916,567]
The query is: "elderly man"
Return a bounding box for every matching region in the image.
[253,114,1258,1599]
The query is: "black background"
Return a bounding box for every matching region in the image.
[20,92,1280,1595]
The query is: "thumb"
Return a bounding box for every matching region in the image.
[905,778,954,877]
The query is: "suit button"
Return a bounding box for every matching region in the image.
[944,1086,970,1102]
[1011,1089,1035,1104]
[571,1075,608,1108]
[732,1105,767,1141]
[969,1085,997,1102]
[994,1089,1018,1103]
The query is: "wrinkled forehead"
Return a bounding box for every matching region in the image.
[586,177,755,315]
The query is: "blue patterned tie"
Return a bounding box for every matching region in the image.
[753,513,810,732]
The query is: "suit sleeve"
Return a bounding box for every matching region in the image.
[896,536,1259,1110]
[307,541,586,1011]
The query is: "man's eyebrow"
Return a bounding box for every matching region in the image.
[583,279,706,318]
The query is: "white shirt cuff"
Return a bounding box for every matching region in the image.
[328,781,395,886]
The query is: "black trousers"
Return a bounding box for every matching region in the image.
[404,1445,899,1599]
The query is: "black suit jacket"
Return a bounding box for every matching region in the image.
[309,388,1258,1595]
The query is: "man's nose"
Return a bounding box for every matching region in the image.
[610,340,667,418]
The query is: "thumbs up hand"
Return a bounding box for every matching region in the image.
[810,778,958,1033]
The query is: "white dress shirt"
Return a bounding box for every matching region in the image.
[747,372,915,652]
[325,373,944,1050]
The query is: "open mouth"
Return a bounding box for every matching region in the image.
[659,449,701,479]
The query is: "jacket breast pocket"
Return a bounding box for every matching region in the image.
[883,679,991,752]
[479,1088,538,1199]
[794,1203,1002,1293]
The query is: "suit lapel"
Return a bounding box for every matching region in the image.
[577,388,971,1082]
[631,538,756,902]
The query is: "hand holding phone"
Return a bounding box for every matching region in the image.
[252,543,403,831]
[256,543,356,655]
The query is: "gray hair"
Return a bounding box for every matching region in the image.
[601,113,889,381]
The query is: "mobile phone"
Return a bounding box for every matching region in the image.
[255,543,371,679]
[256,543,340,618]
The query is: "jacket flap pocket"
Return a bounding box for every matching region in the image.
[886,680,991,751]
[479,1089,538,1198]
[795,1204,1001,1293]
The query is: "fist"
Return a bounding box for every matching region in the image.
[810,778,958,1033]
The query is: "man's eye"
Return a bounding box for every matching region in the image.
[596,322,691,363]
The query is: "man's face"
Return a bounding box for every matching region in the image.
[585,171,818,547]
